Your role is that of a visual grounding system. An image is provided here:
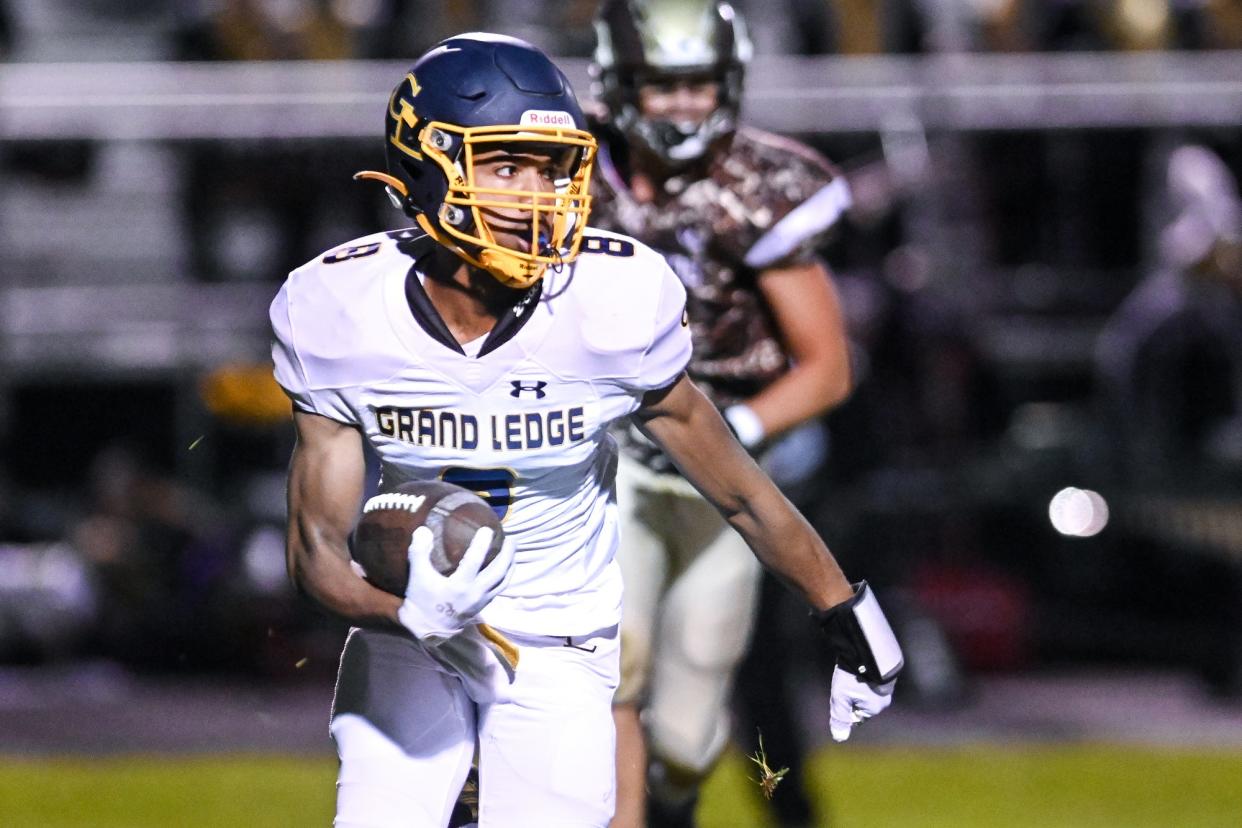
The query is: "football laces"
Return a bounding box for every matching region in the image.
[362,493,428,513]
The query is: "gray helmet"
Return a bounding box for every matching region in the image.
[592,0,752,167]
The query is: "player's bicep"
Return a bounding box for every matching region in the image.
[758,260,851,389]
[634,373,721,446]
[287,409,366,571]
[635,374,768,515]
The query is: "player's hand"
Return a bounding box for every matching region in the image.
[829,665,895,742]
[815,581,904,742]
[396,525,516,645]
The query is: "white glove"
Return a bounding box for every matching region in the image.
[829,665,895,742]
[396,525,515,645]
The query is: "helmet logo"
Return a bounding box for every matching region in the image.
[405,73,422,97]
[397,102,418,130]
[520,110,577,128]
[388,86,423,161]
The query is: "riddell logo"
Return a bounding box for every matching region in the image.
[520,110,575,127]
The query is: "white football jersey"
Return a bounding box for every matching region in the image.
[271,227,691,636]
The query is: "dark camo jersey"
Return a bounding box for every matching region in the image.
[588,124,850,471]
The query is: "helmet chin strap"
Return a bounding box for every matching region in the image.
[665,129,709,162]
[478,248,546,289]
[631,107,736,168]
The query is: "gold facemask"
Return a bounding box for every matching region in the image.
[359,121,596,289]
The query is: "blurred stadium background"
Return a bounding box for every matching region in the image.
[3,1,1242,825]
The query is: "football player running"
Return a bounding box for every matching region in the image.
[588,2,880,825]
[272,32,900,828]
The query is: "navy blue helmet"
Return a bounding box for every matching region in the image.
[357,33,597,288]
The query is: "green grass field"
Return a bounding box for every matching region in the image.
[2,745,1241,827]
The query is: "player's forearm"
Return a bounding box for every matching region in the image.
[288,525,404,631]
[745,356,852,439]
[641,375,852,608]
[726,487,854,612]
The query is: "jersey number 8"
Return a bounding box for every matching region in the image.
[440,467,515,520]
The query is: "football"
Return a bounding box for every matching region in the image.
[351,479,505,596]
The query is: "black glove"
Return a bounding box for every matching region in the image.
[814,581,904,741]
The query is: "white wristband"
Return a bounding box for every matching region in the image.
[723,404,766,449]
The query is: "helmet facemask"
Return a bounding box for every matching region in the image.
[625,69,737,166]
[414,122,596,289]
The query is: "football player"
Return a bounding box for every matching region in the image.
[272,32,901,828]
[589,1,868,825]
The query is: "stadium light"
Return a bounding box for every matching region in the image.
[1049,487,1110,538]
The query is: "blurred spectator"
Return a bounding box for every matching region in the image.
[1202,0,1242,49]
[171,0,395,282]
[0,443,215,667]
[0,541,97,663]
[176,0,387,61]
[0,1,102,187]
[475,0,600,54]
[979,0,1223,52]
[67,443,240,668]
[1095,143,1242,486]
[0,464,98,663]
[740,0,929,55]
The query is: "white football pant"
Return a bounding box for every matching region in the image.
[331,623,619,827]
[613,455,762,776]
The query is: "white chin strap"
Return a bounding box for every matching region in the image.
[666,132,709,162]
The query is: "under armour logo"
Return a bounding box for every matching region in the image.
[510,380,548,399]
